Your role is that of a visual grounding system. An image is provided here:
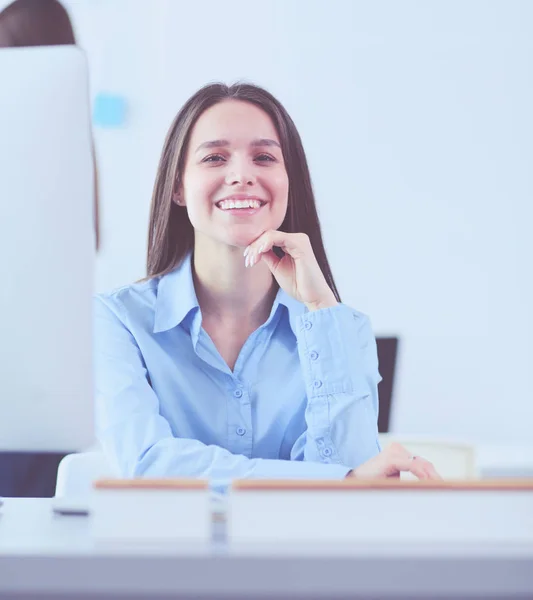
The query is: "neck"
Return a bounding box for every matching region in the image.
[192,238,278,327]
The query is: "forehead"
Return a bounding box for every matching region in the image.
[189,99,279,145]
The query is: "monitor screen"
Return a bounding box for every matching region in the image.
[0,46,94,452]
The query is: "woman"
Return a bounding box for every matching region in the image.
[95,82,440,482]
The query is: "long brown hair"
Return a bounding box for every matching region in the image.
[0,0,75,46]
[0,0,100,250]
[147,82,341,302]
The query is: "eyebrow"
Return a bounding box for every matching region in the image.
[195,138,281,153]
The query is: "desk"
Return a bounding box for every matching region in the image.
[1,498,533,599]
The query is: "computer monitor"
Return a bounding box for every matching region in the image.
[0,46,94,452]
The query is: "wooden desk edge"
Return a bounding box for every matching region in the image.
[231,478,533,491]
[94,478,209,491]
[93,478,533,492]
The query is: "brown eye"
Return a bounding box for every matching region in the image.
[203,154,225,162]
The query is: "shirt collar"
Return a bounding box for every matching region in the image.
[153,253,198,333]
[153,251,308,335]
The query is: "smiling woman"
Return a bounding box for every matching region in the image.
[145,84,335,289]
[93,82,442,483]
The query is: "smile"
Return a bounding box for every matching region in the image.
[215,198,267,211]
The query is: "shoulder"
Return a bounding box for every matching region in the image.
[94,277,159,325]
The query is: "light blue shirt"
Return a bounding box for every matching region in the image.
[94,253,382,483]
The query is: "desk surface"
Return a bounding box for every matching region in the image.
[1,498,533,599]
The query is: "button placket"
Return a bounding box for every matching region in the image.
[229,379,252,457]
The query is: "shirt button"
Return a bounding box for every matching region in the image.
[313,379,322,389]
[322,448,332,457]
[236,427,246,436]
[309,350,319,361]
[233,389,243,398]
[304,321,313,331]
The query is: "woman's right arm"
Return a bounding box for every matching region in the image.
[94,296,352,484]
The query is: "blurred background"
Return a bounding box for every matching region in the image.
[59,0,532,444]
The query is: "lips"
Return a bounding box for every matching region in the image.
[211,191,270,221]
[216,204,265,217]
[215,194,265,203]
[215,197,267,212]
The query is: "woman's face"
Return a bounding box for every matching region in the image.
[179,99,289,250]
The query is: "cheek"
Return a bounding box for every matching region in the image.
[267,170,289,203]
[183,173,220,213]
[267,173,289,227]
[276,174,290,213]
[185,171,218,197]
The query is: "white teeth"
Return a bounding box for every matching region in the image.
[217,198,262,210]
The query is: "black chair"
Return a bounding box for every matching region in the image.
[376,337,399,433]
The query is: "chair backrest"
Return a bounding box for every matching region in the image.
[55,451,116,497]
[376,337,399,432]
[378,434,478,479]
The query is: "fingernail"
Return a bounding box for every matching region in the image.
[244,255,249,268]
[243,246,250,257]
[258,244,265,254]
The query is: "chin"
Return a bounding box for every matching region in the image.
[226,234,258,249]
[222,225,267,249]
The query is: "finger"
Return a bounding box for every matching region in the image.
[418,459,443,480]
[244,234,279,268]
[245,244,272,268]
[260,249,281,272]
[391,457,429,480]
[385,444,436,480]
[407,457,442,480]
[244,233,273,268]
[244,233,273,258]
[245,230,310,263]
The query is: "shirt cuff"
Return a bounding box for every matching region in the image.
[296,303,363,397]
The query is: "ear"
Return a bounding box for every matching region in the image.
[172,189,185,206]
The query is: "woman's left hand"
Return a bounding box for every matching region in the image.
[244,230,338,312]
[346,443,443,480]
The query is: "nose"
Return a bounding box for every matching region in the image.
[224,158,257,186]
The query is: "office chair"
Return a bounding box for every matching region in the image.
[376,336,399,433]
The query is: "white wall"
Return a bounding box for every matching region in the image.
[64,0,533,444]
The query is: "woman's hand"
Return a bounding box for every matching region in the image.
[244,230,337,312]
[346,443,443,480]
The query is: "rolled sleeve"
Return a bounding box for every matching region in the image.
[293,304,382,469]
